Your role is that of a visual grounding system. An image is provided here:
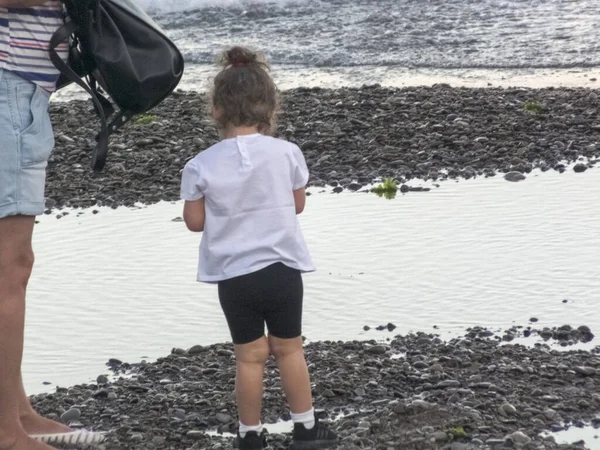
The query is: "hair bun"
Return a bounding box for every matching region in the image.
[221,46,267,69]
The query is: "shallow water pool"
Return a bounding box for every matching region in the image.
[24,170,600,394]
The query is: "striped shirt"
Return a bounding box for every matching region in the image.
[0,0,68,92]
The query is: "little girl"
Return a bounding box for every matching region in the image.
[180,47,338,450]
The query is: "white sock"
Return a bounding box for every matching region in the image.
[291,408,315,430]
[239,421,263,438]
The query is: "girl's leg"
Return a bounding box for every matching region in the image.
[219,273,269,431]
[268,336,313,415]
[262,265,313,418]
[264,265,337,448]
[234,336,270,427]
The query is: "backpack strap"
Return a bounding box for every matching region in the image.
[50,21,109,172]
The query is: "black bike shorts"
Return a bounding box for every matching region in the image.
[218,263,304,345]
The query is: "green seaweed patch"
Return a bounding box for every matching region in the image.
[372,178,398,199]
[523,100,543,114]
[448,426,468,439]
[134,114,157,125]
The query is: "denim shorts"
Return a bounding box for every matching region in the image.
[0,69,54,219]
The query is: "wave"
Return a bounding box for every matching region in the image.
[137,0,310,13]
[180,50,600,70]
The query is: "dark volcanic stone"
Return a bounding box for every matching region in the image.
[28,324,600,450]
[44,86,600,212]
[504,171,526,182]
[367,345,387,355]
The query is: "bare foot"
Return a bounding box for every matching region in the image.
[0,435,56,450]
[20,412,70,436]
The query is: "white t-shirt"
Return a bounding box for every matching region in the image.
[180,133,316,283]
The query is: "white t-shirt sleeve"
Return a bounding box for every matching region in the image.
[180,160,205,201]
[291,145,309,190]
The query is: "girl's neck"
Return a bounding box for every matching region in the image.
[222,125,261,140]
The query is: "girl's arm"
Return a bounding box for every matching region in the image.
[183,199,205,232]
[294,188,306,215]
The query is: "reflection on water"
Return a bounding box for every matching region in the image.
[24,170,600,394]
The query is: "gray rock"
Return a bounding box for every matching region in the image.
[215,413,233,424]
[357,421,370,430]
[188,345,204,355]
[136,138,154,147]
[408,400,433,412]
[92,389,109,399]
[322,389,336,398]
[504,171,526,182]
[432,431,448,442]
[499,403,518,416]
[393,403,407,415]
[186,430,205,440]
[429,364,444,373]
[573,163,588,173]
[413,361,427,369]
[574,366,596,376]
[301,140,319,151]
[450,444,479,450]
[57,134,75,144]
[152,436,165,446]
[171,408,186,419]
[367,345,387,355]
[96,375,109,384]
[505,431,532,447]
[60,408,81,423]
[436,380,461,389]
[578,399,590,409]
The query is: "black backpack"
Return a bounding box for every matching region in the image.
[50,0,184,171]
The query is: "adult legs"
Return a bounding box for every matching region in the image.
[0,216,56,450]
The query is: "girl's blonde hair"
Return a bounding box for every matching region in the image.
[211,46,278,135]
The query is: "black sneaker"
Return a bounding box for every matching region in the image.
[290,416,337,449]
[235,429,267,449]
